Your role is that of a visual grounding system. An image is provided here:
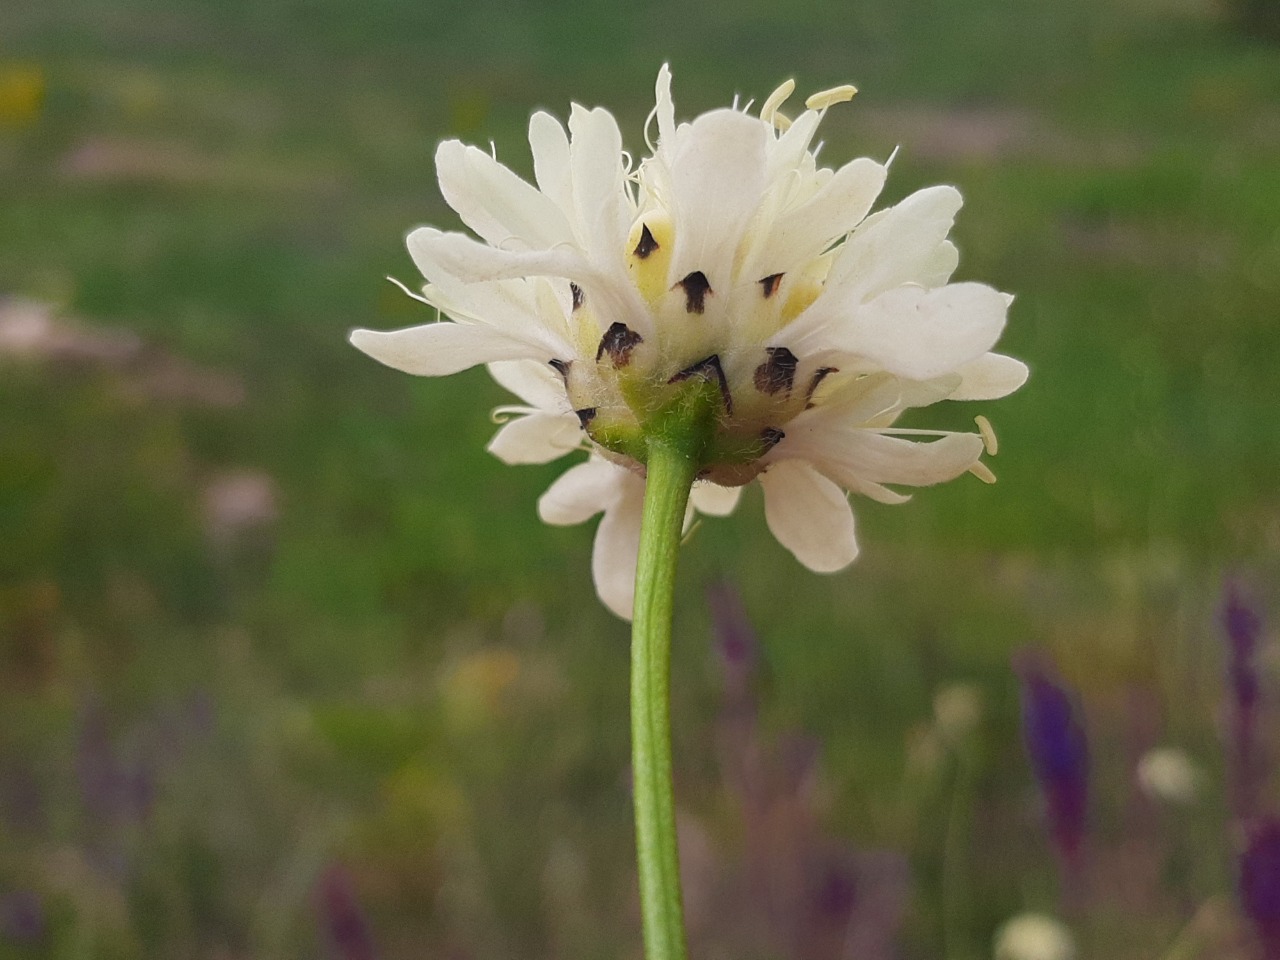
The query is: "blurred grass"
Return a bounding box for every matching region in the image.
[1,0,1279,954]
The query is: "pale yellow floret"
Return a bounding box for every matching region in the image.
[975,414,998,455]
[969,461,998,484]
[625,216,675,305]
[569,303,604,369]
[759,78,795,131]
[781,277,823,325]
[804,84,858,110]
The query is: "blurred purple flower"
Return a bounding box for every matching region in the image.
[1223,582,1265,820]
[703,583,909,960]
[0,760,45,833]
[707,581,765,804]
[1016,655,1089,868]
[1241,818,1280,959]
[315,864,378,960]
[0,891,46,944]
[707,581,760,701]
[75,697,154,827]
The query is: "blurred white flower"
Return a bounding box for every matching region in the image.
[351,66,1026,618]
[1136,746,1201,805]
[933,682,984,744]
[994,913,1075,960]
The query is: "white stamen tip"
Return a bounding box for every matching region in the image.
[805,84,858,111]
[760,79,796,128]
[969,461,998,485]
[975,415,998,456]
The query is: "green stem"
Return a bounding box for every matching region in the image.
[631,436,700,960]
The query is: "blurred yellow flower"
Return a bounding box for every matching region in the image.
[442,648,521,730]
[0,63,45,128]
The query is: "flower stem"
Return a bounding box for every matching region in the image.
[631,436,700,960]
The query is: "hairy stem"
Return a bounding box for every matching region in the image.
[631,436,700,960]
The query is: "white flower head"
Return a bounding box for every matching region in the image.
[993,913,1076,960]
[351,66,1027,619]
[934,682,984,744]
[1136,746,1201,806]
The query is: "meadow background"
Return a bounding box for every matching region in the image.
[2,0,1279,955]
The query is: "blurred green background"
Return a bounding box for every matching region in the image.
[2,0,1279,955]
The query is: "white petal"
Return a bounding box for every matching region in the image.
[487,412,582,465]
[948,353,1029,400]
[537,458,625,526]
[349,323,543,376]
[488,358,567,409]
[823,431,985,487]
[406,228,572,347]
[412,228,593,286]
[666,109,769,292]
[435,140,573,251]
[802,371,904,424]
[690,482,741,517]
[568,105,630,261]
[759,460,859,573]
[844,477,912,505]
[592,479,645,620]
[414,229,648,344]
[799,283,1009,382]
[828,185,963,302]
[528,111,573,214]
[766,109,822,179]
[920,240,959,289]
[654,64,676,154]
[566,105,649,333]
[757,158,887,275]
[798,370,961,431]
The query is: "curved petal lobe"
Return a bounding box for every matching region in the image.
[825,431,985,487]
[812,283,1009,382]
[948,353,1030,401]
[349,323,544,376]
[528,111,573,214]
[759,460,859,572]
[435,140,573,251]
[537,458,625,526]
[487,412,582,465]
[690,481,742,517]
[592,478,645,620]
[488,358,568,409]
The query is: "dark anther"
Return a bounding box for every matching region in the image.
[570,283,584,310]
[760,427,785,452]
[804,366,838,408]
[753,347,798,397]
[595,322,644,367]
[759,273,784,298]
[633,224,660,259]
[548,358,571,379]
[575,407,597,428]
[668,354,733,414]
[676,271,712,314]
